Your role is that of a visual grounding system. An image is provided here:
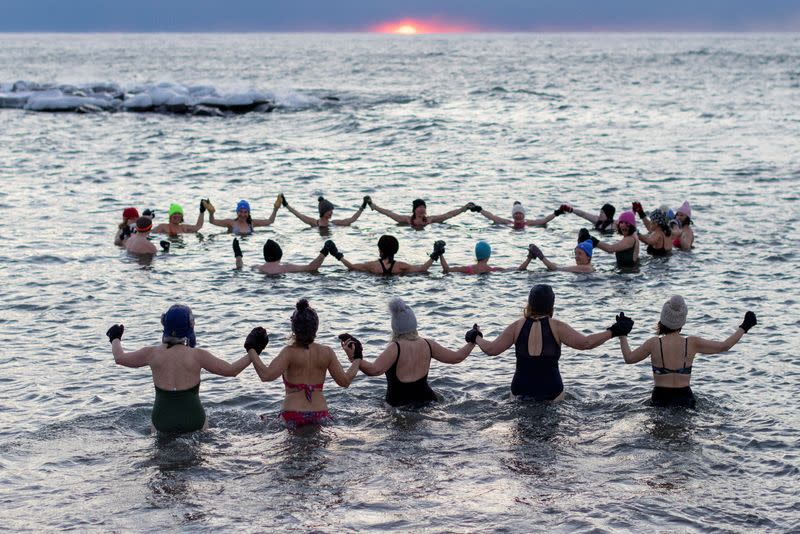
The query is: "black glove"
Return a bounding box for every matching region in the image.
[632,201,646,218]
[528,243,543,260]
[607,312,634,337]
[280,193,289,208]
[199,199,207,213]
[739,311,757,333]
[244,327,269,355]
[233,238,242,258]
[106,324,124,343]
[322,240,343,260]
[554,208,564,216]
[464,202,477,212]
[361,195,372,210]
[160,240,170,252]
[121,225,133,239]
[468,204,482,213]
[465,324,483,344]
[577,228,598,247]
[338,333,363,359]
[430,240,446,260]
[143,209,155,220]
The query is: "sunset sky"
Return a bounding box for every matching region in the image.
[2,0,799,32]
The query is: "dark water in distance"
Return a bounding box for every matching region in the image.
[0,34,798,532]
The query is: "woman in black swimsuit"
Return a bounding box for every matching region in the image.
[616,295,757,408]
[331,235,445,275]
[340,298,476,407]
[638,209,673,256]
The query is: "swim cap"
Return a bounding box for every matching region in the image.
[168,203,184,217]
[291,298,319,347]
[618,211,636,228]
[677,201,692,218]
[378,235,399,259]
[236,199,250,213]
[318,196,335,217]
[575,240,593,259]
[475,241,492,260]
[660,295,687,330]
[263,239,283,262]
[135,216,152,232]
[161,304,196,347]
[601,203,616,221]
[528,284,555,316]
[511,202,525,217]
[412,199,426,211]
[389,297,417,335]
[122,207,139,219]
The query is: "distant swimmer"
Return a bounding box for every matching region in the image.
[106,304,253,434]
[522,240,595,273]
[152,202,205,236]
[206,197,280,235]
[471,284,632,401]
[368,197,478,228]
[440,240,528,274]
[616,295,756,408]
[125,216,171,255]
[329,234,445,275]
[280,194,369,227]
[562,202,619,233]
[115,207,140,246]
[339,298,476,407]
[578,211,640,267]
[637,209,673,256]
[232,237,336,274]
[476,201,566,229]
[246,299,360,427]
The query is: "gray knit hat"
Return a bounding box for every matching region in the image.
[660,295,687,330]
[389,298,417,335]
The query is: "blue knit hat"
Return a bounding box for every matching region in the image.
[576,239,593,259]
[475,241,492,260]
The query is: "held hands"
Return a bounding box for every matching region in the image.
[607,312,634,337]
[559,203,573,214]
[203,199,215,214]
[338,333,363,360]
[466,202,482,213]
[274,194,282,210]
[632,201,646,218]
[321,240,344,260]
[106,324,124,343]
[244,327,269,355]
[465,323,483,344]
[578,228,599,247]
[528,243,544,260]
[280,193,289,208]
[430,240,446,261]
[233,238,243,258]
[739,311,757,333]
[199,199,207,213]
[361,195,372,210]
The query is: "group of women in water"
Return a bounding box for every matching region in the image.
[107,192,741,434]
[115,194,696,273]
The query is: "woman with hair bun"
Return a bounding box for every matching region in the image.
[616,295,756,408]
[247,299,360,427]
[330,234,445,275]
[280,194,369,228]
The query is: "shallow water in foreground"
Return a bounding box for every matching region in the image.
[0,33,799,532]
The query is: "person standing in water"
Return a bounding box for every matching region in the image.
[471,284,632,401]
[368,197,478,228]
[339,298,477,407]
[152,202,205,236]
[440,240,529,274]
[563,202,619,233]
[206,197,281,235]
[125,216,170,255]
[329,235,445,275]
[246,299,360,427]
[579,211,640,267]
[232,238,335,274]
[477,201,567,229]
[115,207,140,246]
[280,194,370,227]
[522,241,595,273]
[106,304,253,433]
[616,295,756,408]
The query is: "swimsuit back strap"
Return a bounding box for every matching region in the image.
[424,339,432,358]
[659,337,666,368]
[684,337,688,369]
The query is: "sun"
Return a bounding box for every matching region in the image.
[395,24,418,35]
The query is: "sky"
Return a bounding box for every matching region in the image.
[1,0,799,32]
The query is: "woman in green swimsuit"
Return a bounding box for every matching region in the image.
[106,304,253,434]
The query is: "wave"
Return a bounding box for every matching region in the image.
[0,81,340,116]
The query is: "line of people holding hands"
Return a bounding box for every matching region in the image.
[107,288,757,434]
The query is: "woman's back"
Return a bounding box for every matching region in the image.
[150,345,204,390]
[391,338,432,382]
[281,343,332,411]
[650,334,695,388]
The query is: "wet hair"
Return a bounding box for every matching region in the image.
[318,196,335,217]
[524,284,555,318]
[656,321,681,335]
[263,239,283,262]
[291,298,319,348]
[378,235,399,260]
[411,199,428,223]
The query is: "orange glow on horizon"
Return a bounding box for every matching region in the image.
[371,18,475,34]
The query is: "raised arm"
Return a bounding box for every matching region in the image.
[370,201,408,223]
[637,232,658,246]
[596,236,635,253]
[480,209,513,225]
[399,257,434,273]
[284,204,318,226]
[282,253,326,273]
[427,204,469,224]
[196,348,251,377]
[554,320,613,351]
[428,338,475,364]
[619,336,656,364]
[526,212,557,226]
[251,206,280,227]
[691,321,748,354]
[180,207,205,232]
[332,205,366,226]
[109,329,154,368]
[249,348,290,382]
[475,320,519,356]
[327,346,360,387]
[571,207,599,225]
[439,255,469,273]
[353,342,399,376]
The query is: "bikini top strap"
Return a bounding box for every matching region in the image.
[659,337,666,368]
[684,337,688,368]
